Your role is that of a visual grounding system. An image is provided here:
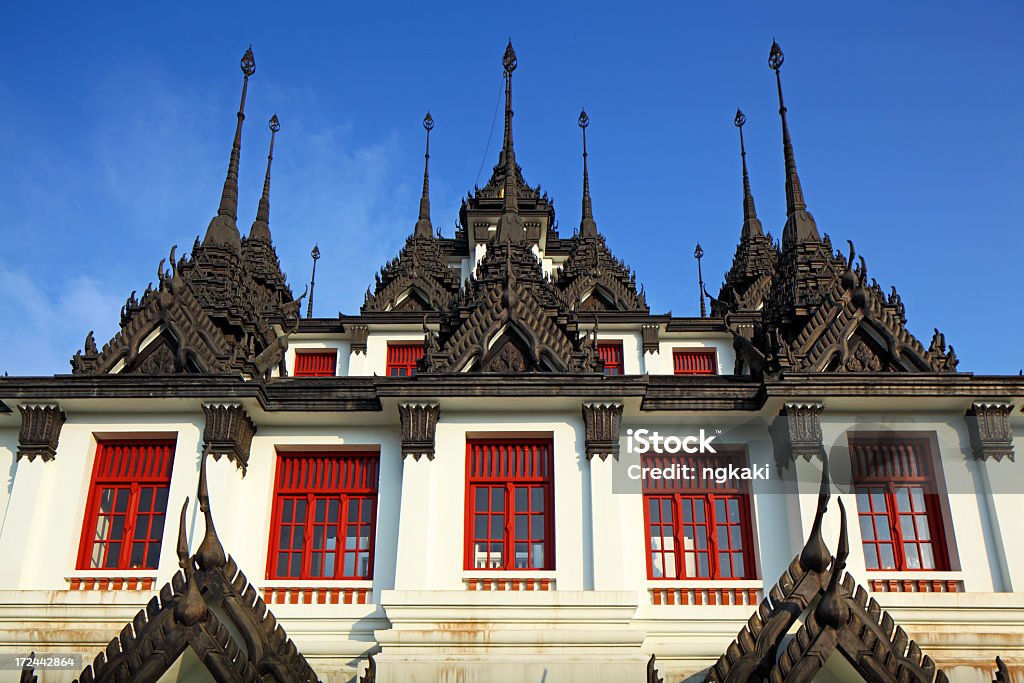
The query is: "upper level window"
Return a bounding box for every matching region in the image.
[642,450,754,580]
[673,349,717,375]
[268,452,380,580]
[78,440,175,571]
[598,341,624,375]
[465,439,554,571]
[294,350,337,377]
[850,436,950,571]
[386,343,424,376]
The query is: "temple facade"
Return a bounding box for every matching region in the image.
[0,42,1021,683]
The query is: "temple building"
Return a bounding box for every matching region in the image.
[0,41,1022,683]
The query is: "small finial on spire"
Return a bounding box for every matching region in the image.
[733,108,763,239]
[414,111,434,238]
[694,243,706,318]
[307,244,320,319]
[249,113,279,241]
[578,109,598,238]
[204,46,256,252]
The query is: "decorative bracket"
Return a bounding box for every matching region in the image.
[17,404,66,462]
[769,402,825,472]
[350,325,369,355]
[582,402,624,460]
[966,402,1015,462]
[202,404,257,473]
[641,324,660,354]
[399,403,440,461]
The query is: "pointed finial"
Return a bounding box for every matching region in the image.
[734,108,764,239]
[249,113,279,241]
[799,453,832,573]
[815,497,850,629]
[194,453,226,571]
[694,243,706,318]
[769,40,820,246]
[204,46,255,252]
[306,244,320,319]
[414,111,434,238]
[497,40,526,242]
[578,109,598,238]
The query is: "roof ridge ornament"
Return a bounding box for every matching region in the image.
[769,40,820,247]
[497,40,527,242]
[578,108,598,238]
[249,113,279,242]
[734,108,764,238]
[204,46,255,253]
[414,112,435,238]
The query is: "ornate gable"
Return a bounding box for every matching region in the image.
[556,234,649,312]
[362,236,462,313]
[422,240,600,373]
[47,456,322,683]
[706,459,956,683]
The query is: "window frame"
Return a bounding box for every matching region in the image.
[672,349,718,376]
[76,439,176,572]
[641,450,756,581]
[597,341,625,376]
[293,350,338,377]
[266,452,380,581]
[849,435,951,572]
[464,437,555,572]
[386,343,424,377]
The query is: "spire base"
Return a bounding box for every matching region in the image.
[204,214,242,252]
[781,209,821,249]
[249,218,271,242]
[579,217,598,239]
[414,216,433,239]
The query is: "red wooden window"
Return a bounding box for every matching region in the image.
[78,440,175,571]
[268,453,380,580]
[465,439,554,571]
[673,349,718,375]
[598,342,624,375]
[642,451,754,580]
[294,350,337,377]
[850,437,949,571]
[386,343,424,377]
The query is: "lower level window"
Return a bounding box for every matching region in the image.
[466,439,554,570]
[268,452,379,580]
[643,451,754,580]
[78,440,175,570]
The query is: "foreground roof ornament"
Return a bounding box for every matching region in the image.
[204,46,255,252]
[249,113,279,242]
[414,111,435,238]
[578,108,598,238]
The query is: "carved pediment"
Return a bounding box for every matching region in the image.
[557,235,648,312]
[362,236,461,313]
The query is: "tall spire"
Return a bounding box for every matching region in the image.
[249,114,279,242]
[497,40,527,242]
[734,109,764,239]
[204,46,255,252]
[769,40,820,246]
[578,109,598,238]
[414,112,434,238]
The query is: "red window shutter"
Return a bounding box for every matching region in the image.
[673,350,717,375]
[465,439,554,571]
[78,440,175,571]
[598,342,624,375]
[386,344,424,376]
[294,351,337,377]
[850,438,949,572]
[268,452,380,580]
[641,451,754,580]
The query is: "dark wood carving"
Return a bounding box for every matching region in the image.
[582,402,623,460]
[706,458,953,683]
[57,454,323,683]
[646,654,663,683]
[966,402,1015,462]
[17,404,66,462]
[994,656,1010,682]
[768,402,824,472]
[641,324,660,355]
[399,403,440,461]
[556,235,648,313]
[362,236,461,313]
[350,325,369,355]
[202,404,257,472]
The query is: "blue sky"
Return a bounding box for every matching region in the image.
[0,2,1021,375]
